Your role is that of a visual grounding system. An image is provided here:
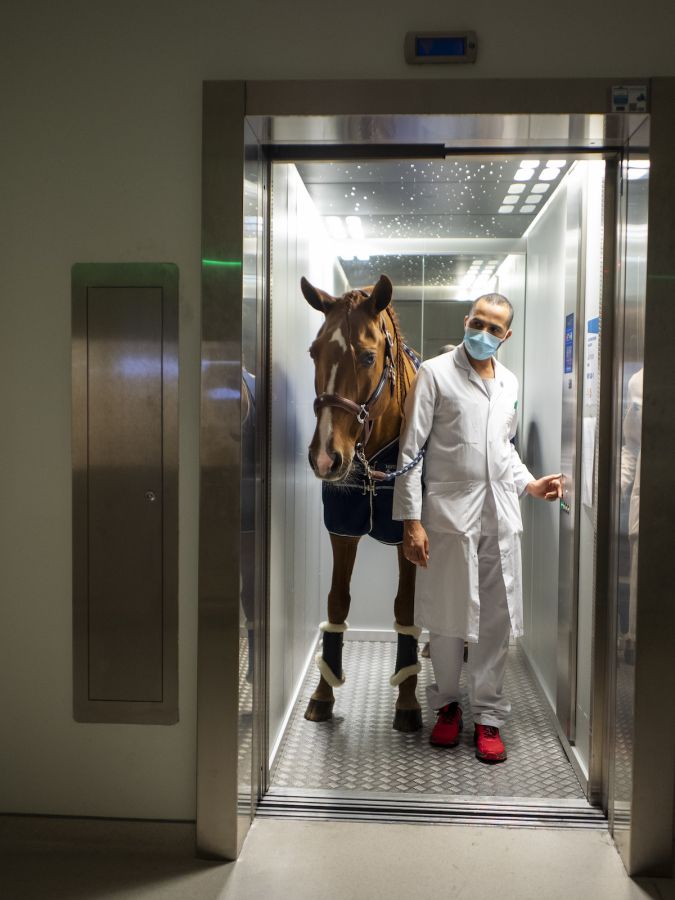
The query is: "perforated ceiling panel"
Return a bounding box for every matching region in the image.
[294,157,571,292]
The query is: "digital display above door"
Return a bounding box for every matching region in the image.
[405,31,477,64]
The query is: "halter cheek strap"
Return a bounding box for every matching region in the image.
[313,321,395,447]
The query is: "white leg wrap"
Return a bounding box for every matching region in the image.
[315,652,346,688]
[319,620,349,634]
[393,621,422,639]
[390,662,422,687]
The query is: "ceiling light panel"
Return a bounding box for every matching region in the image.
[345,216,364,239]
[325,216,347,239]
[538,168,560,181]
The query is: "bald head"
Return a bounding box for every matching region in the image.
[470,293,514,328]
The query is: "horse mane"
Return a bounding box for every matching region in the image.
[384,304,412,416]
[342,288,413,417]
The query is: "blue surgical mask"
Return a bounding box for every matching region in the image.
[464,327,502,360]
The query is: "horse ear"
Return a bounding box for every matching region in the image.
[366,274,393,315]
[300,277,335,314]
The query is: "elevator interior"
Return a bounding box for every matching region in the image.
[236,112,649,842]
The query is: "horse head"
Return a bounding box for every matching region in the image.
[302,274,403,482]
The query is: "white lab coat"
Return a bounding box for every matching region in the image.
[392,345,534,641]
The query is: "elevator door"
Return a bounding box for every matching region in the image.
[608,121,649,871]
[556,160,606,762]
[198,100,654,859]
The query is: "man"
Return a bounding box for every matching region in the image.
[392,293,562,763]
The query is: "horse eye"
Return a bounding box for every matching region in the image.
[360,351,376,367]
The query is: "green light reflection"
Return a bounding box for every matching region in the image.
[202,259,242,267]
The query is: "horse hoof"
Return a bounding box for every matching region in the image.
[304,698,334,722]
[393,708,423,733]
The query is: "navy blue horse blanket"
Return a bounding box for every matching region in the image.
[321,439,403,545]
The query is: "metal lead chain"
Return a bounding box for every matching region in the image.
[355,442,427,484]
[375,445,427,481]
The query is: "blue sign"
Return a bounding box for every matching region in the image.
[564,313,574,374]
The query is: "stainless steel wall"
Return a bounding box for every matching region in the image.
[609,123,651,870]
[197,81,247,858]
[268,164,346,758]
[574,161,606,778]
[520,185,567,705]
[495,254,526,419]
[622,87,675,874]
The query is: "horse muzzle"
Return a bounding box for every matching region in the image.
[308,447,352,482]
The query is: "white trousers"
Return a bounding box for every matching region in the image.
[426,532,512,727]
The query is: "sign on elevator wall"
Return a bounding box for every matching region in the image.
[611,85,648,113]
[564,313,575,375]
[585,317,599,408]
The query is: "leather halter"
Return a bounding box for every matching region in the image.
[313,318,395,447]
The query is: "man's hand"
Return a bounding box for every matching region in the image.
[403,520,430,567]
[526,473,564,501]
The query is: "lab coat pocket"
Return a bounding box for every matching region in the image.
[423,480,482,534]
[492,481,523,535]
[503,407,517,440]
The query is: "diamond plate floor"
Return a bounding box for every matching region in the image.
[271,640,586,800]
[613,655,634,808]
[238,634,254,772]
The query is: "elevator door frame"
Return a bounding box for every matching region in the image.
[199,79,675,877]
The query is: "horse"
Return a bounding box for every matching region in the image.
[300,273,423,733]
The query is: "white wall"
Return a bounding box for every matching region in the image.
[2,0,674,821]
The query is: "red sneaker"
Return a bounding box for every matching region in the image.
[430,702,463,747]
[474,724,507,763]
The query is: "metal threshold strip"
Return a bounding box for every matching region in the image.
[258,787,606,829]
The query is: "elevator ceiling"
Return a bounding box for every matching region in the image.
[296,158,572,240]
[294,156,572,292]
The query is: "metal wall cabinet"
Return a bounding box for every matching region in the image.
[72,263,179,725]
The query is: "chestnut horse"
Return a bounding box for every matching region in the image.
[301,274,423,732]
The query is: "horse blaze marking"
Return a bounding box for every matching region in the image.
[317,362,338,474]
[330,327,347,352]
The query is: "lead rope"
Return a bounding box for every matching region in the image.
[353,337,425,493]
[354,441,426,495]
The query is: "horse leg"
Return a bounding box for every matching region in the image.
[391,545,423,732]
[304,533,360,722]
